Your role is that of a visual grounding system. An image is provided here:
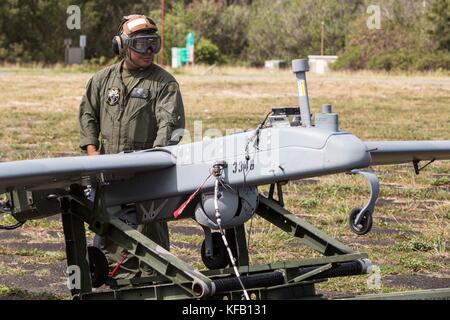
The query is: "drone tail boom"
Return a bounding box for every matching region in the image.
[365,141,450,166]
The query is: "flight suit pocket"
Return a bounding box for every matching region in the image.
[130,88,150,99]
[127,87,155,119]
[127,103,157,146]
[156,104,178,127]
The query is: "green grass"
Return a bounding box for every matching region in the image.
[0,284,67,300]
[0,246,65,261]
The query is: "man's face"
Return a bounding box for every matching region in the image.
[126,31,158,69]
[129,47,154,68]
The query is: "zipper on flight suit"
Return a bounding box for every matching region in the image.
[117,74,144,152]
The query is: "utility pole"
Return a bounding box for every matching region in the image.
[160,0,165,66]
[321,21,325,56]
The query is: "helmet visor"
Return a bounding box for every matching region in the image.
[127,35,161,54]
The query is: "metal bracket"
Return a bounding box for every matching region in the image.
[350,170,380,226]
[289,263,332,283]
[413,159,435,175]
[257,195,354,255]
[202,226,213,258]
[268,182,284,207]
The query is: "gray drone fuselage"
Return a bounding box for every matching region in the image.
[104,126,370,204]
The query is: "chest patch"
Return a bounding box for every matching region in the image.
[106,88,120,106]
[130,87,150,99]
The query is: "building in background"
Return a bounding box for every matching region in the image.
[264,60,287,69]
[64,35,86,65]
[172,32,195,69]
[307,55,338,74]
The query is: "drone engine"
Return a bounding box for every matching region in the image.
[194,186,258,229]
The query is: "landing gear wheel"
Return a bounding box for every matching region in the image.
[349,207,373,235]
[87,246,109,288]
[201,232,230,270]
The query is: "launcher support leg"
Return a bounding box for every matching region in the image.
[256,195,353,256]
[60,197,92,296]
[65,192,214,298]
[105,218,212,296]
[226,225,249,267]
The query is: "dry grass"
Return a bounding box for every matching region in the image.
[0,64,449,298]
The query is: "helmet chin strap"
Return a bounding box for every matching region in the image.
[124,48,141,70]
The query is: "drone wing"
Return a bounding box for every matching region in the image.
[0,149,176,194]
[365,141,450,166]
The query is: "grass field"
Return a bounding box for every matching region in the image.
[0,65,449,299]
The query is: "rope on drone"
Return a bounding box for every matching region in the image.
[213,171,250,300]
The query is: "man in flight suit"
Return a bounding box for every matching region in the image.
[78,15,185,279]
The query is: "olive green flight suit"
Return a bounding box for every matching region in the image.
[79,60,185,279]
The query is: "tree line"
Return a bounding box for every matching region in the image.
[0,0,448,71]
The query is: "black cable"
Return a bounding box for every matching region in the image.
[0,220,24,230]
[240,111,273,273]
[246,216,254,274]
[0,201,25,230]
[245,111,272,155]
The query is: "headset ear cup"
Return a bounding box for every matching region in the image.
[112,35,123,55]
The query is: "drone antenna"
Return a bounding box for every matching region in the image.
[292,59,312,127]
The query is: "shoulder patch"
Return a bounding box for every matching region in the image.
[167,82,179,93]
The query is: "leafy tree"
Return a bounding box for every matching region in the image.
[246,0,363,65]
[333,0,448,71]
[195,37,220,64]
[0,0,447,71]
[151,2,192,65]
[208,4,250,61]
[0,0,161,63]
[0,0,69,63]
[156,1,249,64]
[426,0,450,51]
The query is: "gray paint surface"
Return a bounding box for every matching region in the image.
[0,127,449,204]
[0,150,175,194]
[366,141,450,165]
[0,128,448,205]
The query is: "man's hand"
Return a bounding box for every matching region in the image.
[86,145,99,156]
